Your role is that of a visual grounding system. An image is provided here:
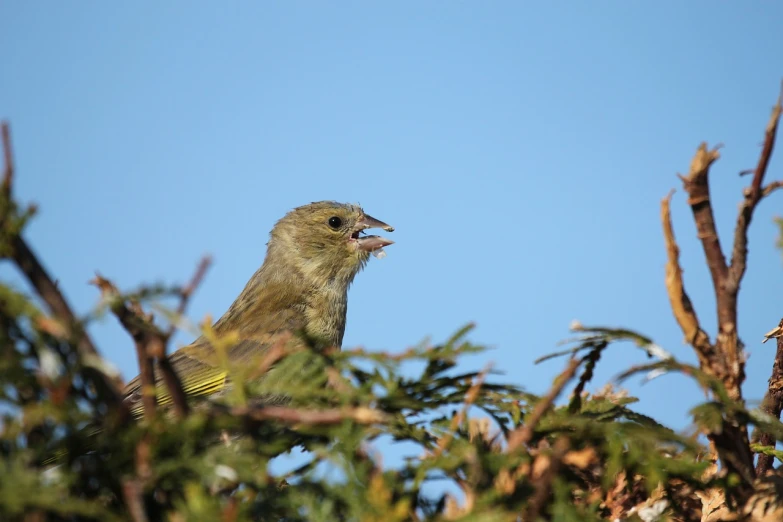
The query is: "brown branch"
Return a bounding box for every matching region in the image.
[506,357,580,452]
[754,317,783,477]
[661,191,713,365]
[1,122,126,411]
[762,180,783,197]
[522,436,571,522]
[728,85,782,291]
[153,357,188,418]
[92,274,190,419]
[2,122,12,194]
[93,275,160,419]
[121,479,149,522]
[222,499,240,522]
[164,255,212,340]
[92,257,212,420]
[135,434,152,483]
[676,141,745,402]
[153,256,213,417]
[675,143,742,402]
[665,88,783,496]
[228,405,388,425]
[670,148,757,494]
[14,236,99,355]
[678,142,728,307]
[1,124,79,332]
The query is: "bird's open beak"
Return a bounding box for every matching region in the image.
[353,214,394,252]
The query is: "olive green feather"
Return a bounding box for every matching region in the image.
[123,201,393,414]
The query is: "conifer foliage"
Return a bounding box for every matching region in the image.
[1,86,783,521]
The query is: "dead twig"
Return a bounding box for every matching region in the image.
[676,142,742,401]
[728,84,782,291]
[228,405,387,425]
[661,191,713,366]
[1,122,126,412]
[91,275,185,418]
[121,479,149,522]
[678,143,728,300]
[762,180,783,197]
[671,148,758,497]
[164,255,212,340]
[754,318,783,476]
[2,122,12,194]
[93,274,161,418]
[92,255,212,419]
[663,86,783,502]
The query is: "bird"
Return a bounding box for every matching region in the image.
[123,201,394,414]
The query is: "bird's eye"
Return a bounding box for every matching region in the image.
[328,216,343,229]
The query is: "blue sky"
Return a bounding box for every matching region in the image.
[2,2,782,444]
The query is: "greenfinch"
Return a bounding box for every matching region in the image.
[123,201,394,412]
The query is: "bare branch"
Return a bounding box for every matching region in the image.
[661,191,713,365]
[135,434,152,484]
[754,317,783,477]
[93,274,191,419]
[2,122,12,194]
[228,405,388,425]
[164,255,212,340]
[762,180,783,198]
[668,155,757,492]
[663,90,783,494]
[121,479,149,522]
[155,354,189,417]
[678,142,728,297]
[93,274,159,419]
[728,85,783,290]
[1,122,126,411]
[675,141,745,402]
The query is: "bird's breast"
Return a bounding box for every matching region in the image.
[304,287,348,348]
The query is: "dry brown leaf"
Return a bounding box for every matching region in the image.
[563,447,598,469]
[743,474,783,522]
[531,454,551,480]
[493,469,514,495]
[35,316,68,338]
[697,488,739,522]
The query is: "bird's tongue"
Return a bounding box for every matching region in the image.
[356,235,394,252]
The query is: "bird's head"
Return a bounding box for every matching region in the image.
[267,201,394,288]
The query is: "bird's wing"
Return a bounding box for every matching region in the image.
[122,342,228,415]
[122,297,308,415]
